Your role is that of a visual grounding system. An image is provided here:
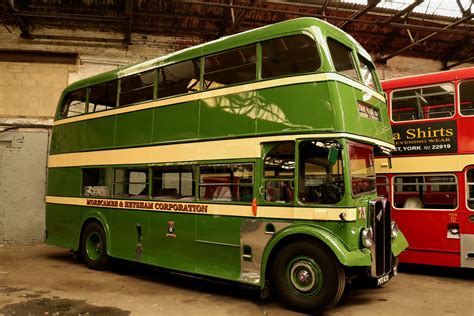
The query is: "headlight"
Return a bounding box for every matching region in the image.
[391,221,399,239]
[361,227,373,248]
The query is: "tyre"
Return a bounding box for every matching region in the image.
[272,240,345,314]
[81,222,109,270]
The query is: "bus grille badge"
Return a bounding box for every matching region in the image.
[377,210,383,221]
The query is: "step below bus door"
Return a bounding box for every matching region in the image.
[461,167,474,268]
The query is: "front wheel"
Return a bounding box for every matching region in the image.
[272,240,346,314]
[81,222,109,270]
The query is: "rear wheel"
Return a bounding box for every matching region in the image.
[272,240,345,314]
[81,222,109,270]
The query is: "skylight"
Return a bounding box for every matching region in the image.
[342,0,472,18]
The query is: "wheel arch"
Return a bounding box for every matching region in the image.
[75,210,111,254]
[260,224,370,285]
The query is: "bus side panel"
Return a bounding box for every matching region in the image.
[148,212,197,272]
[194,215,242,280]
[457,115,474,154]
[352,88,392,143]
[115,109,153,148]
[45,203,82,250]
[256,83,335,134]
[200,93,257,139]
[393,209,461,267]
[82,116,116,151]
[153,101,199,143]
[108,208,150,263]
[329,81,392,144]
[47,167,82,197]
[399,248,460,267]
[49,122,84,155]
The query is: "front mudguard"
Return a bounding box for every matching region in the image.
[391,229,409,257]
[260,224,373,289]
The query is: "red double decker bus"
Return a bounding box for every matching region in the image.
[377,67,474,268]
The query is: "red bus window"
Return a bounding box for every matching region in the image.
[393,174,457,210]
[391,83,455,122]
[467,169,474,210]
[376,175,389,198]
[460,80,474,116]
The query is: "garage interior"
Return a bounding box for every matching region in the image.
[0,0,473,315]
[1,0,473,244]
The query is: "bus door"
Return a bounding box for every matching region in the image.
[462,167,474,268]
[392,174,460,267]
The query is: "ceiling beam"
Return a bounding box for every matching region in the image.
[443,56,474,70]
[132,11,221,22]
[227,0,258,34]
[6,0,31,39]
[30,34,125,44]
[378,7,415,59]
[218,0,231,37]
[13,11,126,22]
[337,0,380,29]
[381,13,474,62]
[124,0,134,45]
[321,0,330,13]
[176,1,472,36]
[442,34,473,65]
[382,0,423,25]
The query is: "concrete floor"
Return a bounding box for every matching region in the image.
[0,245,473,315]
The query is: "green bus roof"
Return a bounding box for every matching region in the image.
[65,17,370,93]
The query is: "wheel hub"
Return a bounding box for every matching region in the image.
[86,232,102,260]
[297,269,311,284]
[289,260,318,293]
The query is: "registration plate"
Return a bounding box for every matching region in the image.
[376,274,390,286]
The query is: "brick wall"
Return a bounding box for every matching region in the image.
[0,62,72,118]
[0,26,204,119]
[377,56,474,81]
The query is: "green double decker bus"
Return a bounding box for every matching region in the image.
[46,18,408,313]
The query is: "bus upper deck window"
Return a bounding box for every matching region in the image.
[158,59,201,98]
[119,70,155,106]
[261,34,320,79]
[89,80,118,113]
[204,44,256,89]
[358,55,378,90]
[460,79,474,116]
[60,88,87,118]
[327,38,358,81]
[391,83,455,122]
